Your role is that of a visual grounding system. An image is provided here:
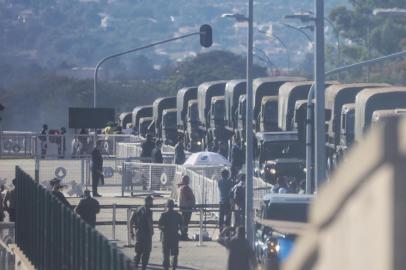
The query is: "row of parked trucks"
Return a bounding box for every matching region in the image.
[117,76,406,268]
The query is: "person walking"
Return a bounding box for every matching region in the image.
[140,134,155,162]
[91,141,103,197]
[174,136,186,165]
[39,124,48,158]
[221,226,257,270]
[178,175,195,240]
[151,140,163,164]
[231,174,246,226]
[230,138,244,180]
[130,195,154,270]
[218,169,233,231]
[50,178,71,208]
[159,199,183,270]
[75,190,100,227]
[3,179,17,222]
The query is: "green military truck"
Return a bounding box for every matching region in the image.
[197,80,228,151]
[132,105,152,136]
[162,108,178,146]
[138,117,153,138]
[150,96,176,141]
[225,79,246,149]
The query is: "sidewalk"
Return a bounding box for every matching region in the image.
[68,189,228,270]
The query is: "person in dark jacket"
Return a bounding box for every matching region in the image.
[217,169,233,231]
[151,140,163,163]
[91,141,103,197]
[130,195,154,270]
[140,134,155,161]
[75,190,100,227]
[231,138,244,180]
[39,124,48,158]
[174,136,186,165]
[50,178,71,208]
[159,199,183,270]
[220,226,257,270]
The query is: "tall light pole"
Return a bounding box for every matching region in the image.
[246,0,254,247]
[257,29,290,74]
[93,26,212,108]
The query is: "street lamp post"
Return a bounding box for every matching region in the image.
[257,29,290,74]
[93,28,212,108]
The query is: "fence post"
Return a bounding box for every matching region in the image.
[121,163,126,197]
[112,203,117,241]
[148,164,152,191]
[126,208,132,246]
[198,207,204,247]
[81,159,85,186]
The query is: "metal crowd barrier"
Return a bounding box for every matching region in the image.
[15,166,132,270]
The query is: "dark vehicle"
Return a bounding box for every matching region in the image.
[139,117,153,138]
[197,80,227,151]
[253,77,304,132]
[371,109,406,128]
[150,97,176,139]
[208,96,229,152]
[185,100,203,151]
[119,112,132,130]
[324,83,388,169]
[255,131,305,185]
[132,106,153,135]
[354,87,406,142]
[162,108,178,146]
[225,79,246,149]
[176,87,198,150]
[237,95,247,146]
[255,194,312,270]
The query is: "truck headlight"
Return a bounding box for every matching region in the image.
[303,167,307,173]
[269,168,277,175]
[268,241,280,254]
[197,141,202,146]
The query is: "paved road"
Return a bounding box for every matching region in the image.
[68,189,228,270]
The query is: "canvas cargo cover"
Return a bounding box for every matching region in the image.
[132,105,152,129]
[197,80,227,124]
[225,79,246,126]
[176,87,197,127]
[152,96,176,125]
[355,87,406,141]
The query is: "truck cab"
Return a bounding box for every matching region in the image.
[162,108,178,146]
[338,103,355,157]
[255,131,305,185]
[186,100,203,151]
[138,117,153,138]
[176,87,198,148]
[119,112,132,131]
[151,96,176,140]
[259,96,279,132]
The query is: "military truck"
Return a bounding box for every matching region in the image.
[208,96,227,152]
[197,80,228,151]
[371,109,406,128]
[185,100,203,151]
[119,112,132,130]
[138,117,153,138]
[255,131,306,185]
[132,105,152,135]
[324,83,389,170]
[162,108,178,146]
[253,77,304,132]
[237,95,247,147]
[225,79,246,148]
[176,86,198,149]
[150,97,176,140]
[354,87,406,142]
[259,96,279,132]
[337,103,355,158]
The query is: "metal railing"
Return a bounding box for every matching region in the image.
[15,166,132,270]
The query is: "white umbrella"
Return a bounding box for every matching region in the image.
[183,151,231,166]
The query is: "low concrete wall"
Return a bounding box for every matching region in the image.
[284,117,406,270]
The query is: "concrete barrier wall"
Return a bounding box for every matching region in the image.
[284,117,406,270]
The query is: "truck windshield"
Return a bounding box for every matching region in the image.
[263,102,278,122]
[260,140,302,161]
[189,104,199,122]
[213,102,225,120]
[163,113,176,128]
[262,203,309,222]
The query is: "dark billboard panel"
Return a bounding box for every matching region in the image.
[69,107,115,129]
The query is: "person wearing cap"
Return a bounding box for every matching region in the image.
[159,199,183,270]
[50,178,71,208]
[75,190,100,227]
[177,175,195,240]
[39,124,48,158]
[3,179,17,222]
[140,134,155,162]
[91,141,103,197]
[218,169,233,231]
[130,195,154,270]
